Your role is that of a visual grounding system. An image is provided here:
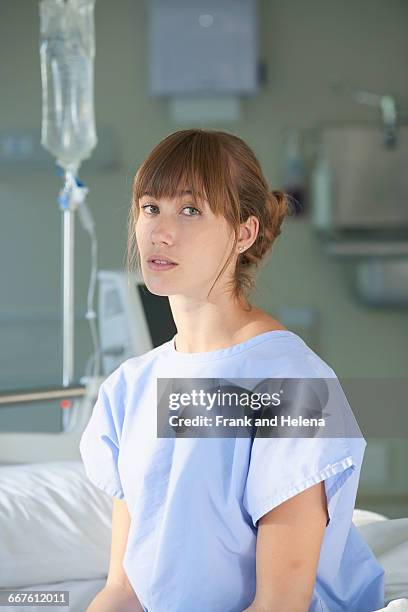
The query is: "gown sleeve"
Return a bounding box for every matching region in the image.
[242,375,367,528]
[79,366,126,499]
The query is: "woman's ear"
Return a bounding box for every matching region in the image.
[239,215,259,249]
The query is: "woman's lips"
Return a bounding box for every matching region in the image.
[147,260,179,271]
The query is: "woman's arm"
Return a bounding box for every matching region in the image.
[87,584,143,612]
[243,481,329,612]
[86,498,144,611]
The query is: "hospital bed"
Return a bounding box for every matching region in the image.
[0,459,407,612]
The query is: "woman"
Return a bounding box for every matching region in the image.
[80,129,384,611]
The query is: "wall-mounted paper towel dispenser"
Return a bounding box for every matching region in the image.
[148,0,259,97]
[147,0,259,122]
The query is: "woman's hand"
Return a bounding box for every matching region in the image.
[86,585,144,611]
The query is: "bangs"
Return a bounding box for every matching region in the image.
[132,130,237,217]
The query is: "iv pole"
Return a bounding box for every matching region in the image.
[38,0,100,432]
[59,167,84,387]
[0,0,100,463]
[63,187,74,387]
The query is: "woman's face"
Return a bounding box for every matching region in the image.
[135,190,236,299]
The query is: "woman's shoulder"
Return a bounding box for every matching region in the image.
[255,327,337,380]
[241,312,335,375]
[252,313,335,377]
[291,337,337,378]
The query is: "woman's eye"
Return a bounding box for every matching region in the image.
[141,204,158,214]
[182,206,201,216]
[140,204,201,216]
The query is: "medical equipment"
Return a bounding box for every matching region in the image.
[39,0,100,402]
[39,0,97,171]
[0,268,177,460]
[98,270,177,376]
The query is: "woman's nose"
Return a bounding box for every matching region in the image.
[150,218,176,245]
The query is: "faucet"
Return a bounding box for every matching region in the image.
[330,81,403,149]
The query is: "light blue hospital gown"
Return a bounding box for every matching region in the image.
[79,330,385,612]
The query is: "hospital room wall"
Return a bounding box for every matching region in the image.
[0,2,407,393]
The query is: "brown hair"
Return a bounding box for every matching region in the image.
[127,129,293,305]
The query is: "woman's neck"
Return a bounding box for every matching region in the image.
[170,297,285,353]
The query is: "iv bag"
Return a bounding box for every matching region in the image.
[39,0,97,172]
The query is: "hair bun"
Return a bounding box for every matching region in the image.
[265,190,290,241]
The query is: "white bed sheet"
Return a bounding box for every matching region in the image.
[376,600,408,611]
[1,583,408,612]
[357,517,408,608]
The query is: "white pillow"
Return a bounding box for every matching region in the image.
[0,461,112,588]
[357,517,408,604]
[375,600,408,612]
[352,507,389,528]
